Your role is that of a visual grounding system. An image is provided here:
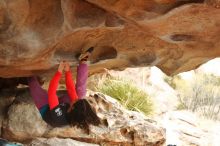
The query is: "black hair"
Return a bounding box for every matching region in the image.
[67,99,101,134]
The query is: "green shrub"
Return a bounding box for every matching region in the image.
[96,77,153,115]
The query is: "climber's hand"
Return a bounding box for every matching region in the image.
[58,61,65,73]
[64,62,70,72]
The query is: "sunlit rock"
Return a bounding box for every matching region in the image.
[2,90,165,145]
[27,137,99,146]
[0,0,220,78]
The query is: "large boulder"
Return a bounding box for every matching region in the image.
[0,91,15,136]
[2,90,165,146]
[26,137,99,146]
[2,102,48,141]
[156,110,220,146]
[0,0,220,78]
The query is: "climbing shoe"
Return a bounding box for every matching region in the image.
[79,47,94,61]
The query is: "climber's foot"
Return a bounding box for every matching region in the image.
[79,47,94,62]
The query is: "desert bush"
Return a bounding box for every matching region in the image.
[95,77,153,115]
[174,73,220,120]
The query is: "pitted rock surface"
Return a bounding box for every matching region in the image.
[2,90,165,146]
[0,0,220,78]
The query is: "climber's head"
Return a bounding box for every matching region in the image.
[67,99,101,133]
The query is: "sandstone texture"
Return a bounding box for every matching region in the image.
[1,89,165,146]
[0,0,220,78]
[26,137,99,146]
[156,110,220,146]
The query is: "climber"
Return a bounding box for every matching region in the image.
[28,47,100,130]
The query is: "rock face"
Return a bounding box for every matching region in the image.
[26,137,99,146]
[156,110,220,146]
[0,0,220,78]
[1,90,165,146]
[3,102,48,141]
